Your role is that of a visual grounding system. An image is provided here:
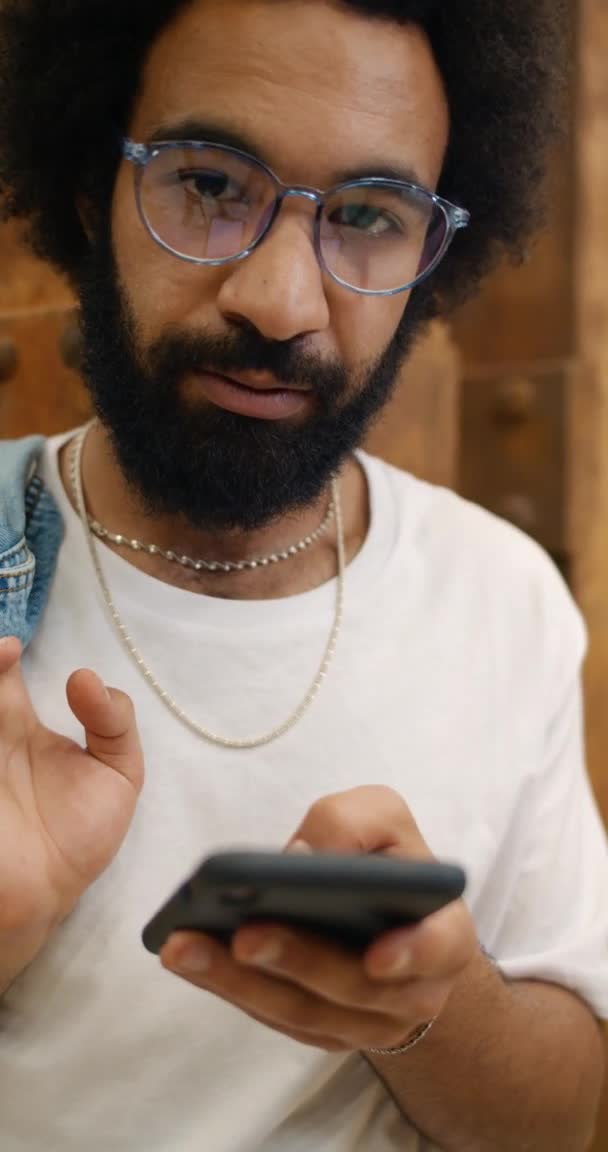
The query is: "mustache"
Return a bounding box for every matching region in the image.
[143,326,350,402]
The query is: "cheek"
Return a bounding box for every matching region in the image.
[330,291,409,369]
[111,163,221,341]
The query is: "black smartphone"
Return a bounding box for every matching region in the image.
[142,850,466,955]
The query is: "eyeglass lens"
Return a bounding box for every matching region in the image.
[139,145,448,292]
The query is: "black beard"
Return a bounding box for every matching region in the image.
[77,235,428,532]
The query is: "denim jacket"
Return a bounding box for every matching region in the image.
[0,437,64,648]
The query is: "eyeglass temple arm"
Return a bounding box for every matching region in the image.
[123,140,150,165]
[452,207,470,229]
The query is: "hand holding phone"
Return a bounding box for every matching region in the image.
[143,850,466,955]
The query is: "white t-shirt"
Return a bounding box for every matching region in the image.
[1,430,606,1152]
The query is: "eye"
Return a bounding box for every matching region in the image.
[328,203,403,237]
[177,168,244,202]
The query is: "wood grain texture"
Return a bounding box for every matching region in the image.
[365,322,460,486]
[452,150,574,367]
[0,221,74,314]
[0,309,91,438]
[572,2,608,1147]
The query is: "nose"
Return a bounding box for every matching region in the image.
[216,209,331,343]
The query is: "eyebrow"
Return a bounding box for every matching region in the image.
[337,162,429,189]
[149,118,268,159]
[146,118,430,191]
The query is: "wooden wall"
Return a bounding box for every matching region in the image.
[573,3,608,1147]
[453,3,608,1144]
[0,223,89,436]
[574,0,608,825]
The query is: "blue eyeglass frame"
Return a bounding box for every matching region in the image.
[123,137,471,298]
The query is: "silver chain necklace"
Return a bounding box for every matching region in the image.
[87,500,335,574]
[70,423,346,750]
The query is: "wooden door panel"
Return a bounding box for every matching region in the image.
[0,309,90,438]
[452,153,575,367]
[366,323,460,485]
[0,220,85,436]
[573,3,608,1147]
[0,222,73,313]
[451,0,608,1142]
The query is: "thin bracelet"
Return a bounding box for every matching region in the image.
[366,1017,437,1057]
[368,944,498,1057]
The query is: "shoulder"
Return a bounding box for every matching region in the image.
[364,452,587,677]
[0,433,50,544]
[0,433,48,481]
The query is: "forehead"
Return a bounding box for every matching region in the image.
[130,0,449,189]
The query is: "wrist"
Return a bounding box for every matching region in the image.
[366,943,498,1061]
[366,1016,438,1057]
[0,899,63,997]
[0,921,55,997]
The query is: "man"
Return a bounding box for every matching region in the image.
[0,1,606,1149]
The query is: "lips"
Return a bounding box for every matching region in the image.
[219,370,310,395]
[188,369,312,421]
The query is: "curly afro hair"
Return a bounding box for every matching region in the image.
[0,0,568,312]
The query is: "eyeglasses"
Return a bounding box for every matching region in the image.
[123,138,470,297]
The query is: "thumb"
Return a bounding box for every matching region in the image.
[66,670,144,794]
[0,635,25,675]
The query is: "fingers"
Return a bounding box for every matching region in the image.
[365,902,477,982]
[230,923,447,1017]
[161,932,405,1052]
[0,637,37,741]
[290,786,429,857]
[0,635,23,674]
[66,670,144,793]
[0,639,144,794]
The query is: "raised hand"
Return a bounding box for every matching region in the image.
[0,636,144,989]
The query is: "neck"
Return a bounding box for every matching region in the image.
[59,421,370,601]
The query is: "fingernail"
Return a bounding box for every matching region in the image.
[379,948,413,979]
[173,945,212,975]
[287,840,313,854]
[248,938,283,967]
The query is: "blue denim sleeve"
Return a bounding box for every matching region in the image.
[0,438,64,648]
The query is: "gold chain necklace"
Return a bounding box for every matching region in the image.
[88,502,335,575]
[70,423,346,750]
